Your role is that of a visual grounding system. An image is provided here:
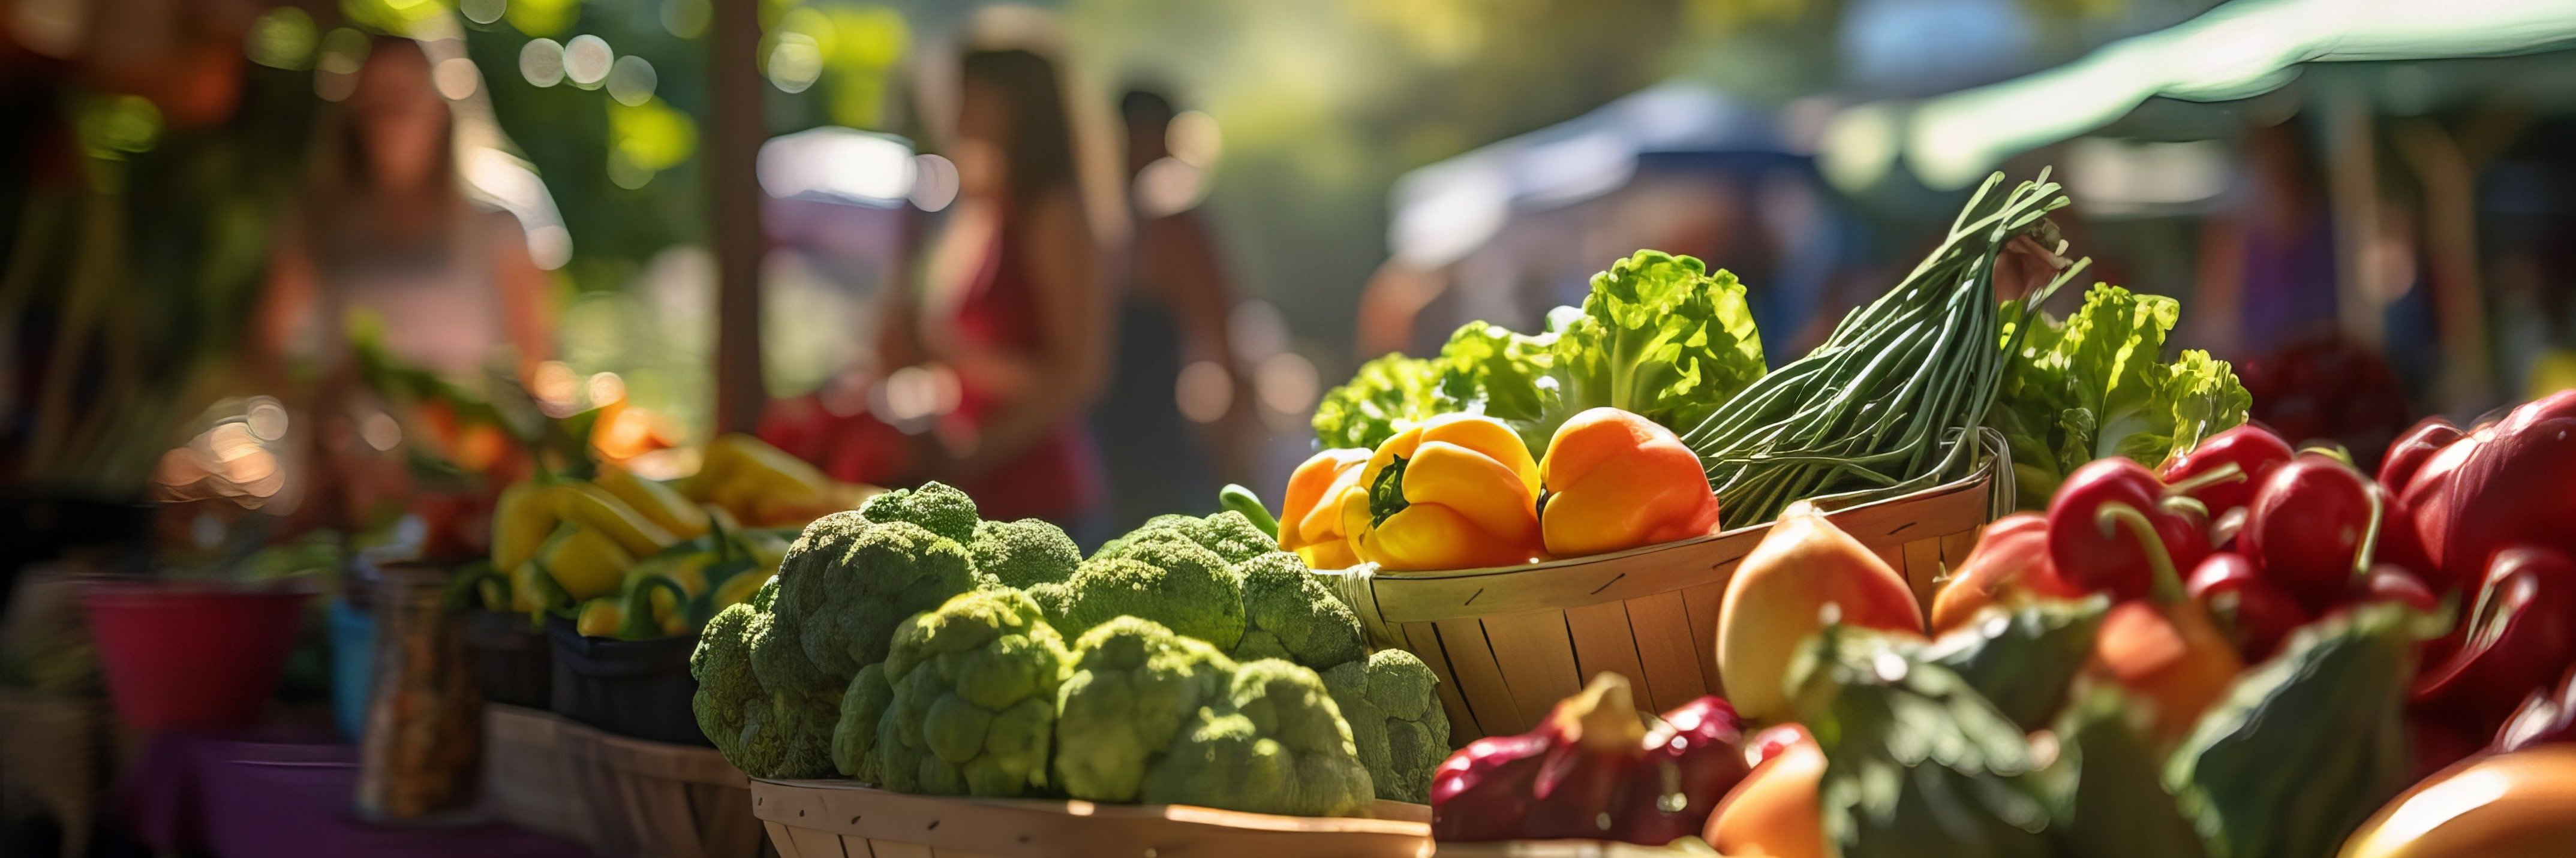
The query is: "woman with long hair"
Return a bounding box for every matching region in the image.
[253,36,551,381]
[874,46,1112,538]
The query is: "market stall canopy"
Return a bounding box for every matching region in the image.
[1386,82,1798,269]
[1826,0,2576,191]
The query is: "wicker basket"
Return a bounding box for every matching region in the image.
[751,779,1432,858]
[560,712,774,858]
[482,704,602,851]
[1321,449,2003,744]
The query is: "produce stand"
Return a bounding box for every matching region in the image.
[750,778,1433,858]
[1324,441,1994,742]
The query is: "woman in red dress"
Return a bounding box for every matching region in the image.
[872,47,1111,540]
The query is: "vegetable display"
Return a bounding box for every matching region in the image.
[471,460,797,640]
[690,483,1453,815]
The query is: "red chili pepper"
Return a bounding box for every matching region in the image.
[2379,416,2462,493]
[1430,675,1747,844]
[2186,551,2310,663]
[2048,458,2169,601]
[2412,547,2576,740]
[2159,496,2215,579]
[2161,423,2294,514]
[2243,453,2383,610]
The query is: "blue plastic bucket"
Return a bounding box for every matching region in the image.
[327,598,376,740]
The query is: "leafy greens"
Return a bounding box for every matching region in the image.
[1310,250,1766,456]
[1992,284,2250,505]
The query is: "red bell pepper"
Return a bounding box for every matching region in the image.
[1929,513,2084,633]
[2187,551,2310,663]
[2412,547,2576,740]
[2161,423,2294,514]
[2412,408,2576,589]
[1430,675,1748,844]
[2379,416,2462,494]
[1620,696,1751,844]
[2243,453,2382,610]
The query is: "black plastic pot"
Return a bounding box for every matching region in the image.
[461,610,554,709]
[546,616,707,746]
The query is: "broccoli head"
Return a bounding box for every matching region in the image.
[1053,617,1240,802]
[1231,551,1367,670]
[868,589,1072,797]
[832,663,892,780]
[855,481,981,544]
[1320,649,1451,803]
[1140,657,1377,817]
[772,514,978,683]
[1031,540,1246,650]
[1096,511,1273,565]
[967,518,1081,590]
[691,600,835,778]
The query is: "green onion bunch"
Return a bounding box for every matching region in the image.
[1681,170,2088,523]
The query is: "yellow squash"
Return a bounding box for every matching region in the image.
[594,465,711,541]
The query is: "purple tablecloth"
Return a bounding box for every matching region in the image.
[125,727,594,858]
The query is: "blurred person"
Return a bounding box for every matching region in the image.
[1090,88,1253,531]
[2192,122,2339,359]
[247,36,550,529]
[871,47,1111,538]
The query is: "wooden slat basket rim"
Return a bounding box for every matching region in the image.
[1318,447,1999,631]
[751,778,1431,857]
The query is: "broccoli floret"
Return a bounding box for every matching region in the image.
[772,514,978,683]
[691,602,762,762]
[1031,540,1246,651]
[1095,511,1274,566]
[967,518,1081,590]
[690,600,835,778]
[832,663,892,780]
[1232,552,1367,670]
[1053,617,1241,802]
[1320,649,1451,803]
[868,589,1072,797]
[856,481,981,544]
[1189,511,1278,564]
[1140,658,1377,817]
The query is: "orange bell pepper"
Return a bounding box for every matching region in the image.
[1341,414,1543,570]
[1537,407,1723,557]
[1279,448,1371,569]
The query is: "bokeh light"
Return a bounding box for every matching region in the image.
[460,0,506,26]
[245,7,318,71]
[908,153,960,212]
[1176,360,1234,424]
[765,34,823,94]
[563,34,614,89]
[519,38,565,87]
[1168,110,1223,167]
[314,28,372,102]
[433,57,482,101]
[607,55,658,107]
[661,0,711,39]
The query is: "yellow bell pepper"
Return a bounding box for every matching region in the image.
[536,525,635,602]
[1340,414,1544,570]
[594,465,711,541]
[1280,448,1370,570]
[575,597,624,637]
